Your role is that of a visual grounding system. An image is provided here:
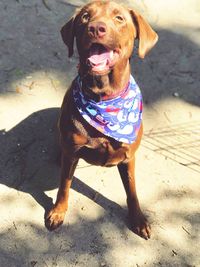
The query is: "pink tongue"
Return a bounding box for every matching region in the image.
[88,45,111,66]
[88,52,110,65]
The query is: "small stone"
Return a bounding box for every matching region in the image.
[173,92,179,97]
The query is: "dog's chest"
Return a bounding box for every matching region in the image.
[68,113,132,166]
[76,135,131,166]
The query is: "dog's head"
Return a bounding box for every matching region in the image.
[61,1,158,76]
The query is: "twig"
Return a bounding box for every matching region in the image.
[163,111,171,123]
[172,250,177,256]
[13,221,17,230]
[58,0,80,8]
[182,226,191,236]
[42,0,52,11]
[50,78,58,91]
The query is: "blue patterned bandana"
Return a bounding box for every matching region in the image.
[73,75,142,144]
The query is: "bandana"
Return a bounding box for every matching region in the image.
[73,75,142,144]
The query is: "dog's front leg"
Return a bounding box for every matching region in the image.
[118,159,151,239]
[45,153,78,231]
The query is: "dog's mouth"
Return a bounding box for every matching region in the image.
[86,43,120,75]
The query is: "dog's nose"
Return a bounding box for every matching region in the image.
[88,22,107,38]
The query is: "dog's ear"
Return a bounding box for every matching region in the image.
[61,15,77,57]
[130,10,158,58]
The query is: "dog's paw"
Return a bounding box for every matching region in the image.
[45,208,66,231]
[129,211,151,240]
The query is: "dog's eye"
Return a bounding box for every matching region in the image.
[115,15,124,22]
[81,12,90,23]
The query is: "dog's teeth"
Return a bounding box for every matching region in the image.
[102,60,106,67]
[110,50,114,59]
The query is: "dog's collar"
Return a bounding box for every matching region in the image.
[100,81,130,101]
[73,75,143,144]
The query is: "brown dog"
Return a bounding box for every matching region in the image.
[45,1,158,240]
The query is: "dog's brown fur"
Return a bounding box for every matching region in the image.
[45,1,158,239]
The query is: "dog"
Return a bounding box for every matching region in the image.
[45,0,158,240]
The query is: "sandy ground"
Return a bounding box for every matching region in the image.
[0,0,200,266]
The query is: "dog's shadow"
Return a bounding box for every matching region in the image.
[0,108,126,221]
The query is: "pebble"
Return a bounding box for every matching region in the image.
[173,92,179,97]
